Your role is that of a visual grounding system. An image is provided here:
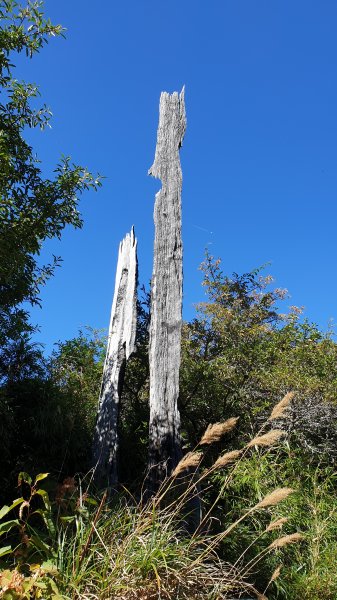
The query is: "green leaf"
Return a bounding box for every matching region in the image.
[22,577,35,592]
[59,515,76,523]
[18,472,32,486]
[0,498,23,520]
[35,581,47,590]
[0,505,11,520]
[35,473,49,483]
[84,497,98,506]
[0,519,19,536]
[49,579,60,594]
[9,497,25,510]
[0,545,12,557]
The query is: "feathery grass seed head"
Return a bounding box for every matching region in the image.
[269,392,295,420]
[265,517,288,532]
[269,533,304,549]
[213,450,242,469]
[247,429,285,448]
[172,452,202,477]
[270,565,282,583]
[199,417,239,445]
[256,488,294,509]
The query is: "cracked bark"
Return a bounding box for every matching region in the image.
[148,88,186,490]
[93,227,137,489]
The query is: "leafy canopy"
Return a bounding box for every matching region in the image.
[0,0,101,363]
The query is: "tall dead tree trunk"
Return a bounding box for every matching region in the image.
[93,226,137,489]
[148,88,186,489]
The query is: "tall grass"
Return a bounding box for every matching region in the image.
[212,446,337,600]
[50,395,301,599]
[2,395,335,599]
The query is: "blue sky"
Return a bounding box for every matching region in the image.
[16,0,337,352]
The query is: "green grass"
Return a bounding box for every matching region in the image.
[2,396,336,599]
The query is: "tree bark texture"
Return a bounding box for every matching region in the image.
[93,227,137,488]
[148,88,186,488]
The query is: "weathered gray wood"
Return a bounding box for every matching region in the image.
[148,88,186,488]
[93,227,137,488]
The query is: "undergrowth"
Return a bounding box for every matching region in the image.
[2,393,335,599]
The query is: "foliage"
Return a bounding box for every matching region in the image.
[0,471,62,599]
[119,292,150,485]
[0,472,54,562]
[1,252,334,597]
[179,253,337,455]
[214,447,337,599]
[0,0,101,375]
[0,64,336,594]
[108,255,337,489]
[50,328,105,441]
[0,329,104,502]
[283,467,337,600]
[0,403,304,600]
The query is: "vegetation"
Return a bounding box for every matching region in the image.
[0,0,101,382]
[2,253,337,599]
[0,408,306,599]
[1,2,337,599]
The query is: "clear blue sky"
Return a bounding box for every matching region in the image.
[17,0,337,352]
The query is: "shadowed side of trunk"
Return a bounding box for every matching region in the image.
[93,227,137,489]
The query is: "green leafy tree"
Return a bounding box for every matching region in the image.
[50,328,105,452]
[0,0,101,376]
[0,0,102,498]
[0,329,105,502]
[179,253,337,451]
[179,252,288,443]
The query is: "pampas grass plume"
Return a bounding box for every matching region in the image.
[213,450,242,469]
[256,488,294,509]
[269,533,303,549]
[247,430,284,448]
[265,517,288,532]
[200,417,239,445]
[172,452,202,477]
[270,564,282,583]
[269,392,295,420]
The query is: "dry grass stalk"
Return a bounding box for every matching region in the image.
[172,452,202,477]
[247,429,284,448]
[269,532,303,549]
[269,391,295,420]
[213,450,242,469]
[265,517,288,532]
[199,417,239,445]
[256,488,294,509]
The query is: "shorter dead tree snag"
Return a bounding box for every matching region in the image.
[93,227,137,489]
